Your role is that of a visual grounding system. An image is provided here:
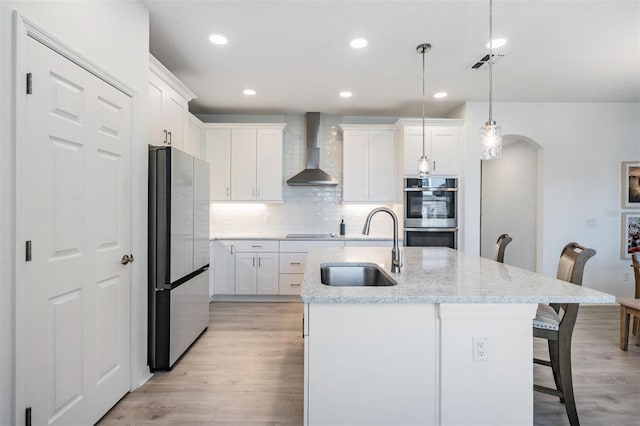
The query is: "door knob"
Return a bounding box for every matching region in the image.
[121,254,134,265]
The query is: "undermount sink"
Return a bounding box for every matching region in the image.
[320,263,397,287]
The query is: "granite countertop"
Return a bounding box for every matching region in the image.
[300,246,616,304]
[210,233,401,241]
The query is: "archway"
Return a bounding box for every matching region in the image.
[481,135,543,271]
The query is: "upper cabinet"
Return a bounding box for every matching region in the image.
[148,54,196,150]
[185,113,204,159]
[340,125,396,202]
[203,124,285,202]
[396,119,463,177]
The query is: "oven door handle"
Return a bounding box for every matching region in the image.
[404,227,458,232]
[403,188,458,192]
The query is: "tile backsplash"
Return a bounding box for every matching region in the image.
[202,113,403,236]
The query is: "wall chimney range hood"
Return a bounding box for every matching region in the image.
[286,112,338,186]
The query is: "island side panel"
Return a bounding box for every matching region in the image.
[306,303,437,426]
[438,303,538,426]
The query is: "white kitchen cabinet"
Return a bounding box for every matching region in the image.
[233,240,279,295]
[396,119,463,177]
[230,128,258,200]
[340,125,396,202]
[203,124,285,201]
[279,240,345,296]
[213,240,235,295]
[148,54,195,149]
[234,251,279,295]
[185,113,204,159]
[204,128,231,201]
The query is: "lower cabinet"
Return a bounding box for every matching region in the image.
[235,252,279,295]
[211,238,395,297]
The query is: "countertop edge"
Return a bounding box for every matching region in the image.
[299,295,617,304]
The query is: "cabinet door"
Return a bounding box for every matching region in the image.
[256,129,283,201]
[205,128,231,201]
[343,130,369,202]
[230,129,257,200]
[368,130,396,202]
[256,253,279,295]
[213,241,235,295]
[402,127,425,176]
[148,77,165,146]
[186,115,203,159]
[429,126,459,176]
[163,89,186,150]
[235,253,257,294]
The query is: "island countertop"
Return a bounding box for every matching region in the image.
[300,246,616,304]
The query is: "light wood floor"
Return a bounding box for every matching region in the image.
[99,303,639,426]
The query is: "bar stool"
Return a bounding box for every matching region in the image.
[492,233,513,263]
[532,242,596,426]
[619,298,640,351]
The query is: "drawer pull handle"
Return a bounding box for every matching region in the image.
[290,284,301,287]
[252,245,262,248]
[290,262,302,265]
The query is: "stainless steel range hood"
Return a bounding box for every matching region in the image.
[286,112,338,186]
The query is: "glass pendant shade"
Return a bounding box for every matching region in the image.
[480,121,502,160]
[418,155,431,177]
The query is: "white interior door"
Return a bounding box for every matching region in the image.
[23,36,132,425]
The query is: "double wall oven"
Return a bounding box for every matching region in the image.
[403,177,458,248]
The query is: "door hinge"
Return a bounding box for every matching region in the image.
[25,240,32,262]
[25,407,31,426]
[26,73,32,95]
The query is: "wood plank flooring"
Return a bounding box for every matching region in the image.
[99,303,639,425]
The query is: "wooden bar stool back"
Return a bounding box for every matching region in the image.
[532,242,596,426]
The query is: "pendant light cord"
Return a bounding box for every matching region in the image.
[488,0,493,123]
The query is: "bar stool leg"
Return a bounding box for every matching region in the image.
[620,306,630,351]
[558,338,579,426]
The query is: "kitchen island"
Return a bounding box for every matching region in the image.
[300,247,615,426]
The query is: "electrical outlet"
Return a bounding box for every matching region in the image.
[624,272,630,282]
[473,337,489,361]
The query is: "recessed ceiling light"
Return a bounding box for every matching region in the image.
[209,33,228,45]
[339,91,353,98]
[350,38,368,49]
[486,38,507,49]
[242,89,256,96]
[433,92,447,99]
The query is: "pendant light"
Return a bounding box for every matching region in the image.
[417,43,432,177]
[480,0,502,160]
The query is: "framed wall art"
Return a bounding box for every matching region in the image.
[621,161,640,208]
[621,213,640,259]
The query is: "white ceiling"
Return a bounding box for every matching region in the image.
[143,0,640,117]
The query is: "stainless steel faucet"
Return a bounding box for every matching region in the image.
[362,207,402,273]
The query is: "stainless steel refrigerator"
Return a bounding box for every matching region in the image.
[148,146,210,371]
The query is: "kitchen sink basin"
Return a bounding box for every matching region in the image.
[320,263,397,287]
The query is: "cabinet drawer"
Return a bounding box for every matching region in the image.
[279,273,304,295]
[279,253,307,273]
[233,240,279,253]
[279,240,344,252]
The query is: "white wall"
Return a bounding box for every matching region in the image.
[463,102,640,297]
[481,138,539,271]
[0,2,149,424]
[199,113,403,237]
